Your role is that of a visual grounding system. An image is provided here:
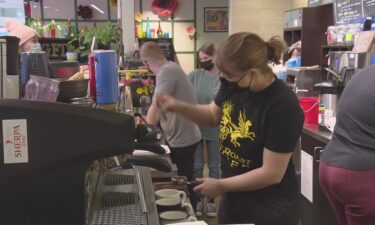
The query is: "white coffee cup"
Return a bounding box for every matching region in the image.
[155,198,193,215]
[154,189,187,202]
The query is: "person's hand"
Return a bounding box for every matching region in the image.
[135,116,145,125]
[155,93,178,112]
[193,178,224,199]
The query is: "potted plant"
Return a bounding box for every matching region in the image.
[78,23,120,59]
[66,37,80,61]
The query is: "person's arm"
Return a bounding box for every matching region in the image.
[156,94,221,126]
[146,96,159,125]
[194,149,292,198]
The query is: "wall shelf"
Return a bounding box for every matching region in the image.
[283,4,334,67]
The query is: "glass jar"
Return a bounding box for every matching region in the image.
[336,25,347,45]
[346,23,362,46]
[326,26,338,45]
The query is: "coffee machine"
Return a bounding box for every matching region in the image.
[0,100,136,225]
[326,51,375,85]
[0,36,20,98]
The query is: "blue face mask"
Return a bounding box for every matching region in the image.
[30,43,42,52]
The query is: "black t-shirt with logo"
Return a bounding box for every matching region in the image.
[214,78,304,199]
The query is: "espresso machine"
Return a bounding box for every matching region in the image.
[0,99,170,225]
[325,51,375,85]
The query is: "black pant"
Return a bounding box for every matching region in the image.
[169,141,200,210]
[219,192,299,225]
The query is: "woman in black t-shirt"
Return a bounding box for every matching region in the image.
[156,32,304,225]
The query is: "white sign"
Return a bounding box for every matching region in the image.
[0,0,25,26]
[301,150,313,203]
[2,119,29,164]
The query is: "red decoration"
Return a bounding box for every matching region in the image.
[152,0,179,17]
[24,2,31,17]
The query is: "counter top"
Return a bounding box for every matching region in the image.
[303,123,332,144]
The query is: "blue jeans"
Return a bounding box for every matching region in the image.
[193,139,221,201]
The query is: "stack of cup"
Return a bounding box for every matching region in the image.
[154,189,197,224]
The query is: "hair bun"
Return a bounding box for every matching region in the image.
[266,42,275,62]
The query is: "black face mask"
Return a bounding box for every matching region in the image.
[200,60,214,71]
[220,73,252,91]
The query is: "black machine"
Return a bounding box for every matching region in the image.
[0,99,164,225]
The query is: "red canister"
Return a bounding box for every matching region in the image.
[88,54,96,99]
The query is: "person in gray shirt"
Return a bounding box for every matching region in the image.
[320,65,375,225]
[140,41,201,205]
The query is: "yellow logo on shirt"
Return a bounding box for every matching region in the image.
[220,100,255,168]
[220,101,255,147]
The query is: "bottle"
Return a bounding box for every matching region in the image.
[50,20,56,38]
[146,17,151,38]
[135,21,139,38]
[88,54,96,99]
[66,19,72,38]
[138,19,143,38]
[157,21,163,38]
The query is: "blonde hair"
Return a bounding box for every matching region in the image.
[216,32,287,75]
[140,41,163,61]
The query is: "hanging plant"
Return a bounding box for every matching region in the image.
[77,5,93,20]
[152,0,179,17]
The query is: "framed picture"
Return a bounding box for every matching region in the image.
[204,7,229,32]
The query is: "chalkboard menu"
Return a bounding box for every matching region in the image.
[363,0,375,17]
[334,0,363,24]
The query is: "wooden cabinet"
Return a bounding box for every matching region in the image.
[300,127,337,225]
[284,4,334,66]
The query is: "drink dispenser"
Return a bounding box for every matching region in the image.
[314,81,343,132]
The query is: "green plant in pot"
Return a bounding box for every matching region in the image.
[66,36,80,62]
[79,23,120,59]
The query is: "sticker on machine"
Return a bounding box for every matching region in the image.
[2,119,29,164]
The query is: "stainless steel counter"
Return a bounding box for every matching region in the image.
[303,123,332,144]
[87,166,159,225]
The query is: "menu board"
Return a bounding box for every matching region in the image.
[363,0,375,17]
[334,0,363,24]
